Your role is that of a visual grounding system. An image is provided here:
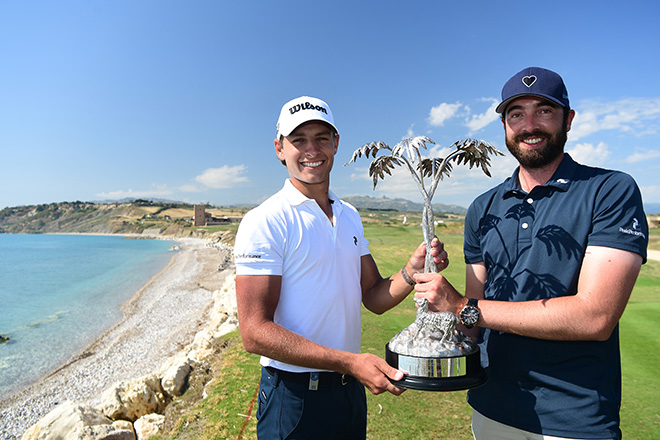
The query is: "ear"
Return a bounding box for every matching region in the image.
[565,109,576,132]
[274,138,285,161]
[333,134,340,154]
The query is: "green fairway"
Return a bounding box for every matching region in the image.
[363,224,660,439]
[154,222,659,440]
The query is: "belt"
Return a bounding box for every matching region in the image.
[265,366,355,388]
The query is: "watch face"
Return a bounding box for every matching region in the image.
[461,306,479,325]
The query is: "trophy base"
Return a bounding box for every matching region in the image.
[386,344,486,391]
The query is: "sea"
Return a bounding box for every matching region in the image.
[0,234,176,400]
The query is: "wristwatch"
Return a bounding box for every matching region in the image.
[459,298,480,329]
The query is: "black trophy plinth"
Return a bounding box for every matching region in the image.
[385,343,486,391]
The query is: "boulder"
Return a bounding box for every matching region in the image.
[21,400,134,440]
[160,353,192,397]
[133,414,165,440]
[97,374,166,422]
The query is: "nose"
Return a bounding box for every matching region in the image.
[302,139,322,154]
[520,113,540,132]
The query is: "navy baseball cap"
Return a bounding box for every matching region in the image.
[496,67,570,114]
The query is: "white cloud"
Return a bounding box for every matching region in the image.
[195,165,249,189]
[96,165,251,201]
[566,142,610,167]
[465,99,499,134]
[403,124,415,139]
[570,97,660,141]
[428,102,463,126]
[625,148,660,164]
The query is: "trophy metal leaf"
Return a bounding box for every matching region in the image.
[345,135,503,391]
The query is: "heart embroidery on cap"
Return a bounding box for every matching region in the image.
[522,75,537,88]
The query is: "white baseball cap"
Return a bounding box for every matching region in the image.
[276,96,338,138]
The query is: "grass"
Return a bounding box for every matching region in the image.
[154,222,660,440]
[619,257,660,438]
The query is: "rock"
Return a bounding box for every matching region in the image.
[160,353,192,397]
[79,424,136,439]
[112,420,136,435]
[211,275,238,323]
[21,400,120,440]
[97,374,166,422]
[133,414,165,440]
[216,316,239,336]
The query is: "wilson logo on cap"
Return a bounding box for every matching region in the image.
[289,102,329,115]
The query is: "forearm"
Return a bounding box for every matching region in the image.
[477,296,618,341]
[362,238,448,314]
[241,319,357,373]
[362,266,415,314]
[416,251,640,342]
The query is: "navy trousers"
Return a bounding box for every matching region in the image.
[256,367,367,440]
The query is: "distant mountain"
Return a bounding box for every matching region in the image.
[341,195,467,215]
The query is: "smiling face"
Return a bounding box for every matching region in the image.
[502,97,575,169]
[274,121,339,197]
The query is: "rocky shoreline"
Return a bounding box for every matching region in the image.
[0,235,238,440]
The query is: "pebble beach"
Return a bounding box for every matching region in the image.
[0,237,233,440]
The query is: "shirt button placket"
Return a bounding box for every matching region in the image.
[520,197,534,242]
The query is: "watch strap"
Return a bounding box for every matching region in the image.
[401,265,415,287]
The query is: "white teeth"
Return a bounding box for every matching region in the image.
[302,161,322,167]
[525,138,543,145]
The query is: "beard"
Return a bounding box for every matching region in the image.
[505,124,568,169]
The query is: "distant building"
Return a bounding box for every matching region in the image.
[193,204,234,226]
[193,205,206,226]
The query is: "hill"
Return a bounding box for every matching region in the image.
[342,195,467,214]
[0,201,245,235]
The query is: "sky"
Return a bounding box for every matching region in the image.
[2,1,660,211]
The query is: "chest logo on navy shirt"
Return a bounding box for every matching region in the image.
[353,236,358,246]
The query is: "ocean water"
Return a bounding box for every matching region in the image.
[0,234,175,399]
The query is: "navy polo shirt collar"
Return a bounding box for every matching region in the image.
[504,153,578,196]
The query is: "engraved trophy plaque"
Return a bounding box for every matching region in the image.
[385,299,486,391]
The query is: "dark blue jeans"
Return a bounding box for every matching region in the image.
[256,367,367,440]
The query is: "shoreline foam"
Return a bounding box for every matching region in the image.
[0,236,233,439]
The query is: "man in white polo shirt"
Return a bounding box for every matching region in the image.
[234,96,446,439]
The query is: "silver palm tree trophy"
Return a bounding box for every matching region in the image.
[346,136,502,391]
